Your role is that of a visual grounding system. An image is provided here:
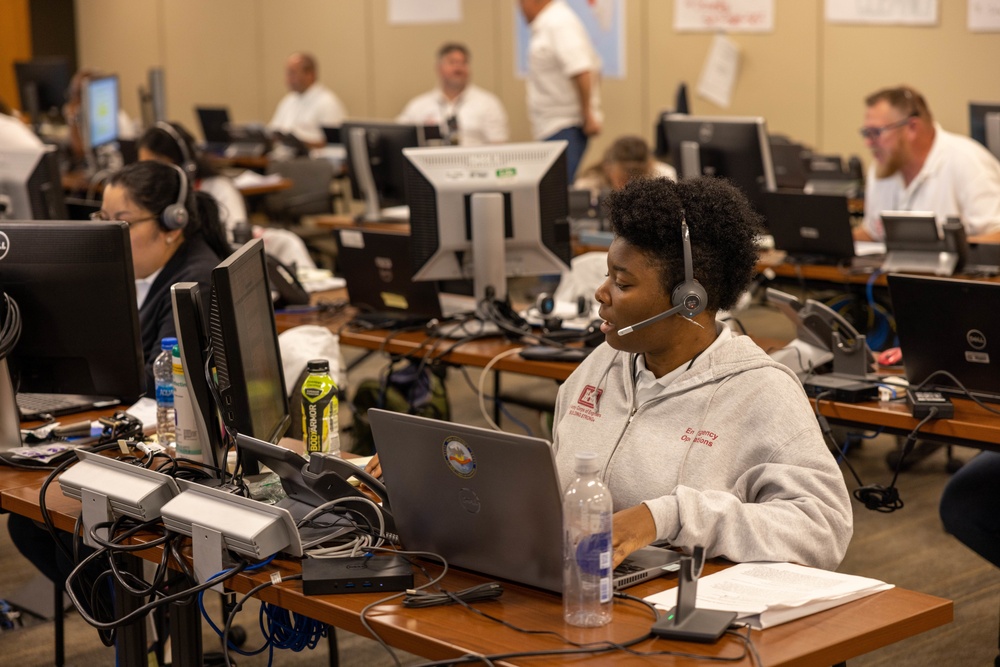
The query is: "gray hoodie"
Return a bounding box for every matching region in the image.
[552,327,853,570]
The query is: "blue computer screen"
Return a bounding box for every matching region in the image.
[86,76,119,147]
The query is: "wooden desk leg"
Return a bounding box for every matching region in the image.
[114,555,147,665]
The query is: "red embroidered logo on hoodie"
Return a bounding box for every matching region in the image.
[569,385,603,422]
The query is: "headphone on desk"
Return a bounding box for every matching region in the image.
[160,163,190,231]
[155,121,198,182]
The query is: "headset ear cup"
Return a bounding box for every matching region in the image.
[161,203,189,230]
[575,295,588,317]
[671,280,708,318]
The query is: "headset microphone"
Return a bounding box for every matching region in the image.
[617,217,706,336]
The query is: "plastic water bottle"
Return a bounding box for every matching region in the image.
[154,337,177,450]
[563,451,613,627]
[171,343,201,460]
[301,359,339,456]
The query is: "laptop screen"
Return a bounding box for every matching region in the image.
[888,273,1000,401]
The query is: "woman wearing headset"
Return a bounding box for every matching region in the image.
[94,160,230,395]
[366,176,853,571]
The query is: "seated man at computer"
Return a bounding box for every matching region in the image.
[855,85,1000,243]
[396,42,509,146]
[268,52,347,149]
[369,177,853,570]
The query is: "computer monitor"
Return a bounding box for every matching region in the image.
[0,221,146,444]
[403,141,572,305]
[207,238,290,471]
[661,114,776,213]
[139,68,167,128]
[14,57,72,122]
[343,120,431,222]
[969,102,1000,160]
[0,145,68,220]
[82,75,119,151]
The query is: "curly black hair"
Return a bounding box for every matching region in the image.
[604,176,763,312]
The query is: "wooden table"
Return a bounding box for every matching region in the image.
[0,470,953,667]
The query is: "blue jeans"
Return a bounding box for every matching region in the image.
[545,126,588,182]
[939,450,1000,568]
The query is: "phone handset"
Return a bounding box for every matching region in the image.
[302,453,391,511]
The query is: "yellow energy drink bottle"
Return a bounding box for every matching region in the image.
[301,359,339,456]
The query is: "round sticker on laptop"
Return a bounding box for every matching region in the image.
[443,436,476,478]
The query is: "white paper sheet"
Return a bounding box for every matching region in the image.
[696,35,741,108]
[674,0,775,33]
[388,0,461,25]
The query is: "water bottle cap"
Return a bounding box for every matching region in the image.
[307,359,330,373]
[161,337,178,350]
[573,451,600,474]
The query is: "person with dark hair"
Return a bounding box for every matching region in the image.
[574,135,676,194]
[396,42,509,146]
[138,121,316,268]
[138,121,245,231]
[856,84,1000,242]
[269,52,347,148]
[552,176,853,569]
[93,160,230,395]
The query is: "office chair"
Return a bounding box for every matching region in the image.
[264,157,340,268]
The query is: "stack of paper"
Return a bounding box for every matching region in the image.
[645,562,894,630]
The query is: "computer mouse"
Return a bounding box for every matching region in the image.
[877,347,903,366]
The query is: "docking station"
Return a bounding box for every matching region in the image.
[302,554,414,595]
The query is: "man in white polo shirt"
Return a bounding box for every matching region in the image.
[855,85,1000,243]
[519,0,603,180]
[269,52,347,149]
[397,42,509,147]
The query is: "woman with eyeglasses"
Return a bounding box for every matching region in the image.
[93,160,230,395]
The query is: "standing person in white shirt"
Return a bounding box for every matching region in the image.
[396,43,509,147]
[519,0,603,180]
[855,85,1000,243]
[269,52,347,149]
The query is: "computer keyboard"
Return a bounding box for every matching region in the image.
[17,393,120,419]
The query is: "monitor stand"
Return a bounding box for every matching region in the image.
[348,127,385,223]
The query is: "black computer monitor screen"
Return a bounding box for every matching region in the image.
[662,114,776,213]
[0,146,68,220]
[969,102,1000,158]
[343,121,429,221]
[0,220,145,399]
[403,141,571,304]
[83,75,119,149]
[14,57,72,118]
[171,282,224,473]
[208,238,289,451]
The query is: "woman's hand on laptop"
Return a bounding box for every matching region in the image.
[364,454,382,481]
[612,504,658,568]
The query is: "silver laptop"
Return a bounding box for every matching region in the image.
[369,408,680,593]
[880,211,958,276]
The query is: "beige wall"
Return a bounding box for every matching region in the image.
[71,0,1000,172]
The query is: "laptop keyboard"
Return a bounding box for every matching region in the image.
[17,393,118,419]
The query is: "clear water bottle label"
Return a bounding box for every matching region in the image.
[156,383,174,406]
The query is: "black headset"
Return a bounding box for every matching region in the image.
[672,217,707,318]
[155,121,198,182]
[160,162,190,231]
